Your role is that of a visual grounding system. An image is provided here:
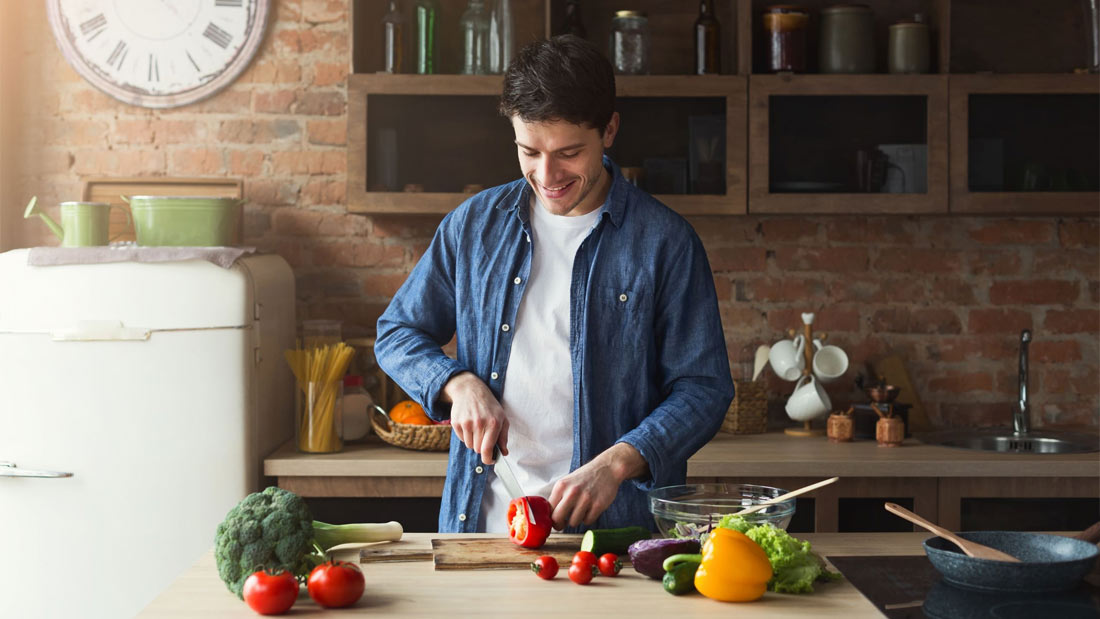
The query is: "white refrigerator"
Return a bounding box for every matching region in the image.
[0,249,296,618]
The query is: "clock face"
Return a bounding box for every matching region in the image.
[47,0,269,108]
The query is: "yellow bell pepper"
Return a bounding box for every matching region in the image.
[693,527,773,602]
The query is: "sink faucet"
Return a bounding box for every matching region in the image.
[1015,329,1031,435]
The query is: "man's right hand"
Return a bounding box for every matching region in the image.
[441,372,509,465]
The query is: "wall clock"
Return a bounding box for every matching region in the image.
[47,0,270,109]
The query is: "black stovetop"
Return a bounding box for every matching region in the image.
[826,555,1100,619]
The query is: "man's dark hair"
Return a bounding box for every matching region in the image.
[500,35,616,135]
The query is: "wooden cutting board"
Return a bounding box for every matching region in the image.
[359,539,435,563]
[432,535,606,570]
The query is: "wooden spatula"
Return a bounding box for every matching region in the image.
[733,477,839,517]
[884,502,1021,562]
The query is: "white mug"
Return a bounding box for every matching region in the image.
[812,340,850,383]
[769,334,805,381]
[785,374,832,422]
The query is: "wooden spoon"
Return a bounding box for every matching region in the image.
[884,502,1021,562]
[733,477,839,517]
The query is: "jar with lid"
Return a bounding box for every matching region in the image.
[610,10,650,75]
[888,16,930,74]
[762,6,809,73]
[819,4,875,74]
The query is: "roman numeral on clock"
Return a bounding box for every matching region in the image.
[80,13,107,41]
[148,54,160,82]
[215,0,243,6]
[106,40,128,71]
[203,23,232,49]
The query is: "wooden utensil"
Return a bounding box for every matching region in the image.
[431,535,609,570]
[884,502,1021,562]
[733,476,839,516]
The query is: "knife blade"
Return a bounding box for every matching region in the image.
[492,445,536,525]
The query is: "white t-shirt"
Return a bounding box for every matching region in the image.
[479,200,602,533]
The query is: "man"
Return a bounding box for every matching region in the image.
[375,35,733,533]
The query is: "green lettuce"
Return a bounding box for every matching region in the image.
[717,515,842,594]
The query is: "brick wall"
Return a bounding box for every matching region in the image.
[7,1,1097,430]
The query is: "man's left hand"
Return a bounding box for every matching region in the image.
[548,442,647,529]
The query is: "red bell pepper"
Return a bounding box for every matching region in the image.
[507,496,553,548]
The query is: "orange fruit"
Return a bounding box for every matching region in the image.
[388,400,432,425]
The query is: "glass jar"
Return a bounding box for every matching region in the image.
[819,4,875,74]
[762,6,809,73]
[610,10,650,75]
[460,0,492,74]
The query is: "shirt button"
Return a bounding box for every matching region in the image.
[619,293,628,302]
[490,371,499,380]
[501,324,510,332]
[514,277,522,285]
[458,514,467,522]
[475,465,484,474]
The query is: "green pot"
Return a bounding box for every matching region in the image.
[124,196,242,247]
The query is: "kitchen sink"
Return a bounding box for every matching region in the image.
[918,429,1099,454]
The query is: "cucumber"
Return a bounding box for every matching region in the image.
[580,526,652,556]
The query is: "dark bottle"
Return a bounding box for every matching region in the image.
[563,0,586,39]
[694,0,721,74]
[382,0,407,73]
[415,0,438,74]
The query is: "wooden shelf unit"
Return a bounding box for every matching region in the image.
[346,0,1099,216]
[747,74,949,214]
[948,73,1100,215]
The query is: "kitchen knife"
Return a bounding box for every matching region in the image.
[491,445,536,525]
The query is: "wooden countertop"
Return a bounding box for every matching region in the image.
[264,431,1099,479]
[139,532,928,618]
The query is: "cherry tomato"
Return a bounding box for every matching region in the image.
[242,570,298,615]
[597,553,622,577]
[571,550,597,567]
[531,555,559,580]
[568,562,596,585]
[307,560,365,608]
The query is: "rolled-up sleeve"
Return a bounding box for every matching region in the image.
[375,210,468,421]
[617,232,734,491]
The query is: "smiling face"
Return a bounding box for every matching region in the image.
[511,113,619,217]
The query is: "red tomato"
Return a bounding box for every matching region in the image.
[307,560,366,608]
[242,570,298,615]
[571,550,597,567]
[568,562,596,585]
[597,553,622,577]
[531,555,559,580]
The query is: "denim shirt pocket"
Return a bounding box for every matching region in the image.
[594,284,653,351]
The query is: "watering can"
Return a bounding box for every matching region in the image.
[23,196,130,247]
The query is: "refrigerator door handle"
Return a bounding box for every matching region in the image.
[0,461,73,478]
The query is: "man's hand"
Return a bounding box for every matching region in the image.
[548,443,648,529]
[441,372,509,465]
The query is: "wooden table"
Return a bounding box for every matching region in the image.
[265,432,1100,531]
[139,532,929,618]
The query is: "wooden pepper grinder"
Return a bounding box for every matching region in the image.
[827,407,854,442]
[873,403,905,447]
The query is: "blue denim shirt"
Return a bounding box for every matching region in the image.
[375,157,733,533]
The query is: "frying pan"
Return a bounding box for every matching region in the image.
[923,531,1099,593]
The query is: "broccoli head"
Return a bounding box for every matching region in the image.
[215,486,316,598]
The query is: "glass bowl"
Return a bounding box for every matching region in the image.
[648,483,795,539]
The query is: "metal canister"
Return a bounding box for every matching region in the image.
[609,10,650,75]
[888,19,930,74]
[819,4,875,74]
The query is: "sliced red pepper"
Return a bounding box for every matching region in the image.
[507,496,553,549]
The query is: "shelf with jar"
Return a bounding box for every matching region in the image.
[347,0,750,215]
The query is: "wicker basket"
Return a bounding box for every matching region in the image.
[370,406,452,451]
[721,380,768,434]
